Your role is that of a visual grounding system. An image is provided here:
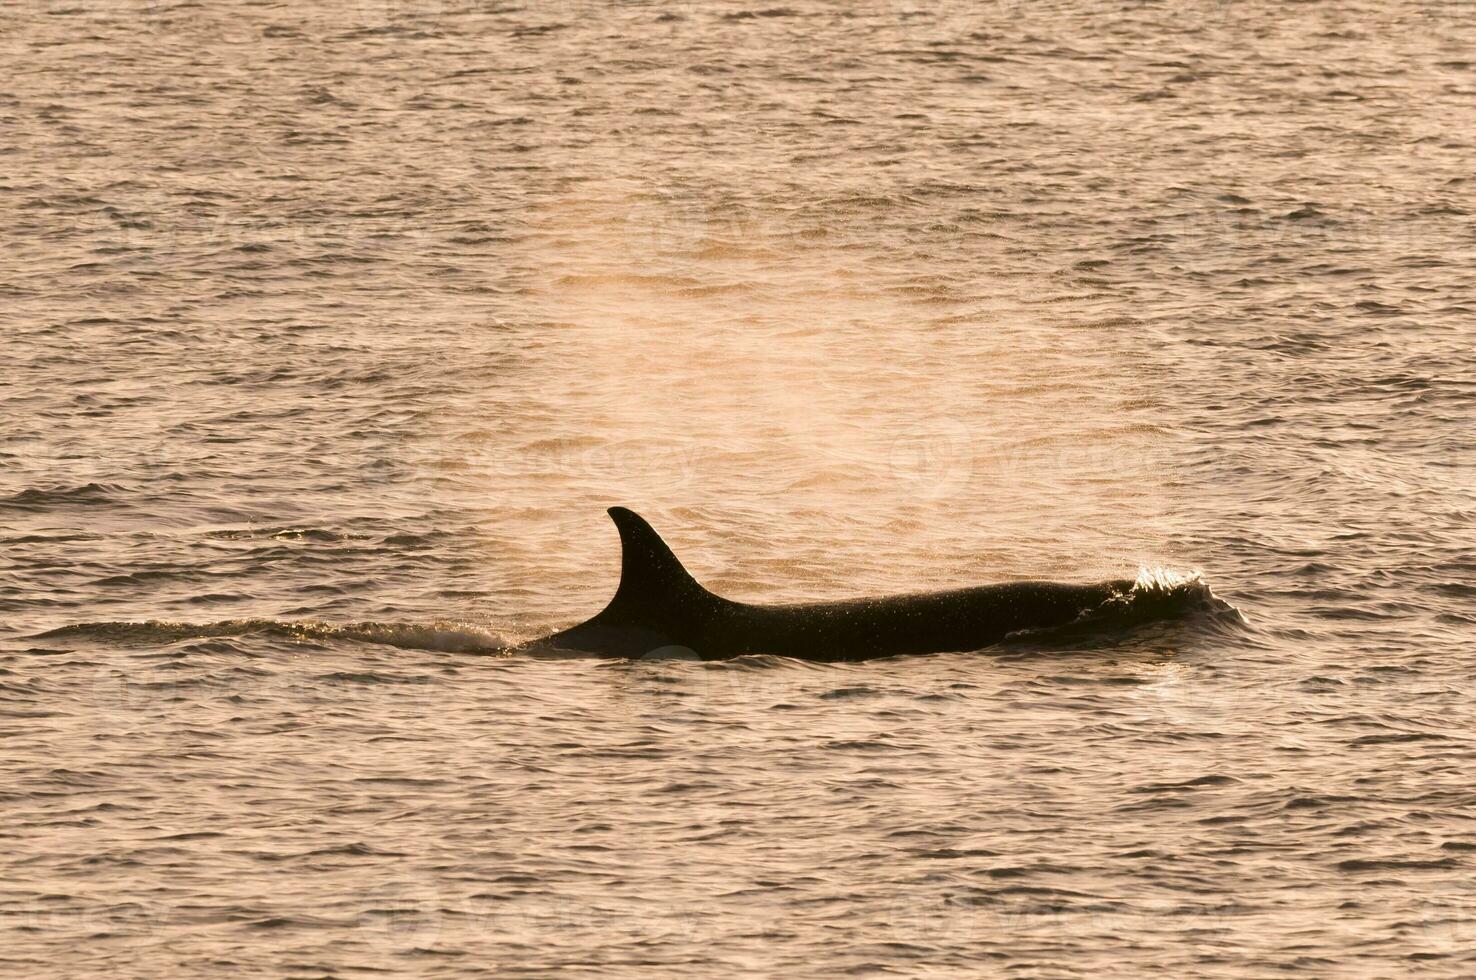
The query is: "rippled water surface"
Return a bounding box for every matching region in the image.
[3,0,1475,975]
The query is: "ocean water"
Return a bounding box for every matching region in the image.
[3,0,1474,975]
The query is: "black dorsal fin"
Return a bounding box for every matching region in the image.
[598,507,713,623]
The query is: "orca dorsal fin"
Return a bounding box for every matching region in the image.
[600,507,713,622]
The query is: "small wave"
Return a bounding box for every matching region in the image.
[0,482,129,511]
[318,622,508,653]
[203,526,374,543]
[30,619,508,654]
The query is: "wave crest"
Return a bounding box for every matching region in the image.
[31,619,508,654]
[0,482,129,510]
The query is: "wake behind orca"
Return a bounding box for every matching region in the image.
[530,508,1200,662]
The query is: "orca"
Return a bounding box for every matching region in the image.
[529,507,1139,662]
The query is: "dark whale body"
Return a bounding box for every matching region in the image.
[532,508,1137,662]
